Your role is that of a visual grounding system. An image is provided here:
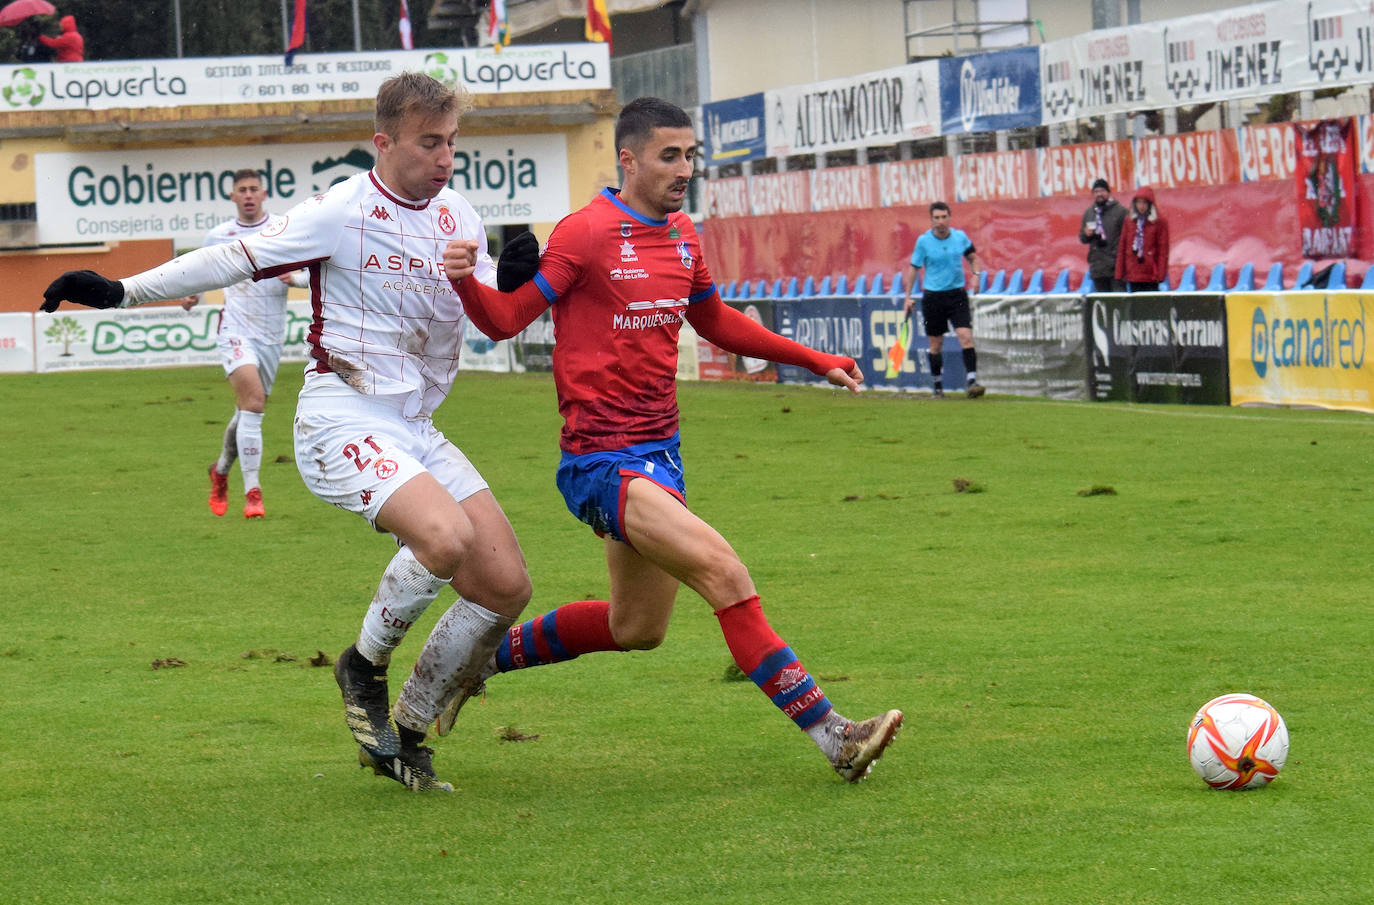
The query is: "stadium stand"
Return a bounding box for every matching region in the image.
[1363,267,1374,289]
[1203,263,1227,292]
[1004,269,1024,294]
[986,269,1006,293]
[869,272,886,295]
[1232,263,1255,291]
[721,280,737,299]
[1295,261,1313,289]
[1025,269,1044,294]
[1176,264,1197,292]
[1078,273,1096,294]
[817,275,832,295]
[853,275,868,295]
[768,278,783,298]
[835,274,849,295]
[781,276,799,298]
[1050,269,1070,294]
[1261,262,1284,290]
[800,275,816,297]
[1325,261,1346,289]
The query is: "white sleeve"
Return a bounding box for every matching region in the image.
[119,242,256,307]
[287,268,311,288]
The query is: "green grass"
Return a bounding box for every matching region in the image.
[3,367,1372,904]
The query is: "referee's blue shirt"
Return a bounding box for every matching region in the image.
[910,229,974,292]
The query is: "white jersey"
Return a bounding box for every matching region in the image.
[237,171,496,420]
[203,213,292,345]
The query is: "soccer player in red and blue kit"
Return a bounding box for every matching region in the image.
[436,97,902,782]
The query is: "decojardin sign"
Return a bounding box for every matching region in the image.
[35,134,570,244]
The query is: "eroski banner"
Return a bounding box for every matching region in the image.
[35,134,571,245]
[0,44,609,113]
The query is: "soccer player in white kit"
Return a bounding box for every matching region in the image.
[190,168,309,519]
[41,73,540,793]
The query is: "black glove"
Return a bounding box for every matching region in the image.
[41,270,124,312]
[496,231,540,292]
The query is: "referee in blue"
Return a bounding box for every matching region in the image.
[901,201,985,398]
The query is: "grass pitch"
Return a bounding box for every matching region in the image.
[3,367,1372,904]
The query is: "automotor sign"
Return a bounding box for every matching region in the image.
[0,44,608,112]
[1228,291,1372,412]
[766,60,940,157]
[35,134,571,244]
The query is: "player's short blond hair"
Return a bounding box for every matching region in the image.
[374,72,471,138]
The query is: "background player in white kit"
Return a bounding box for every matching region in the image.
[187,168,308,519]
[41,72,542,793]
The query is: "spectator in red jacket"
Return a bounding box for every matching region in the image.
[39,15,84,62]
[1115,185,1169,292]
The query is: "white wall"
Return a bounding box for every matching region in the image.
[701,0,1261,101]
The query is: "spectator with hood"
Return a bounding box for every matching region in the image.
[39,14,83,62]
[1115,185,1169,292]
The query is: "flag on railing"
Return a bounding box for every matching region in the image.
[586,0,611,52]
[399,0,414,49]
[285,0,307,64]
[488,0,510,51]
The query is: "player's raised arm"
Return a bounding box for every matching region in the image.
[685,292,863,393]
[443,237,549,340]
[41,243,258,312]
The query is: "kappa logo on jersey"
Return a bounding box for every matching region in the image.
[677,241,693,269]
[374,458,399,480]
[360,489,374,506]
[619,239,637,262]
[370,206,393,221]
[436,205,456,235]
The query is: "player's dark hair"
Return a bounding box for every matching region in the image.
[929,201,951,215]
[615,97,693,153]
[232,168,261,186]
[375,72,470,138]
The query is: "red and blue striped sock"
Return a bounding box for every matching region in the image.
[716,595,833,730]
[494,600,624,671]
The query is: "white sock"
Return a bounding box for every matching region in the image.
[967,371,978,384]
[236,409,265,492]
[215,410,239,474]
[394,598,515,731]
[356,546,450,667]
[804,709,849,759]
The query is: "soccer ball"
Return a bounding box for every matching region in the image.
[1187,693,1289,790]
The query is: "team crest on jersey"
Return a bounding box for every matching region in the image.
[259,215,289,238]
[436,205,456,235]
[620,221,632,238]
[677,241,692,269]
[619,239,637,263]
[374,458,399,480]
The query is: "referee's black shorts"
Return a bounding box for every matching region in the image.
[920,288,972,336]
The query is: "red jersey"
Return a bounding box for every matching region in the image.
[533,188,715,454]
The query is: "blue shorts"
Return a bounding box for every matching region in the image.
[556,436,686,544]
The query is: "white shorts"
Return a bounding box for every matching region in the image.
[217,333,282,394]
[293,378,488,528]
